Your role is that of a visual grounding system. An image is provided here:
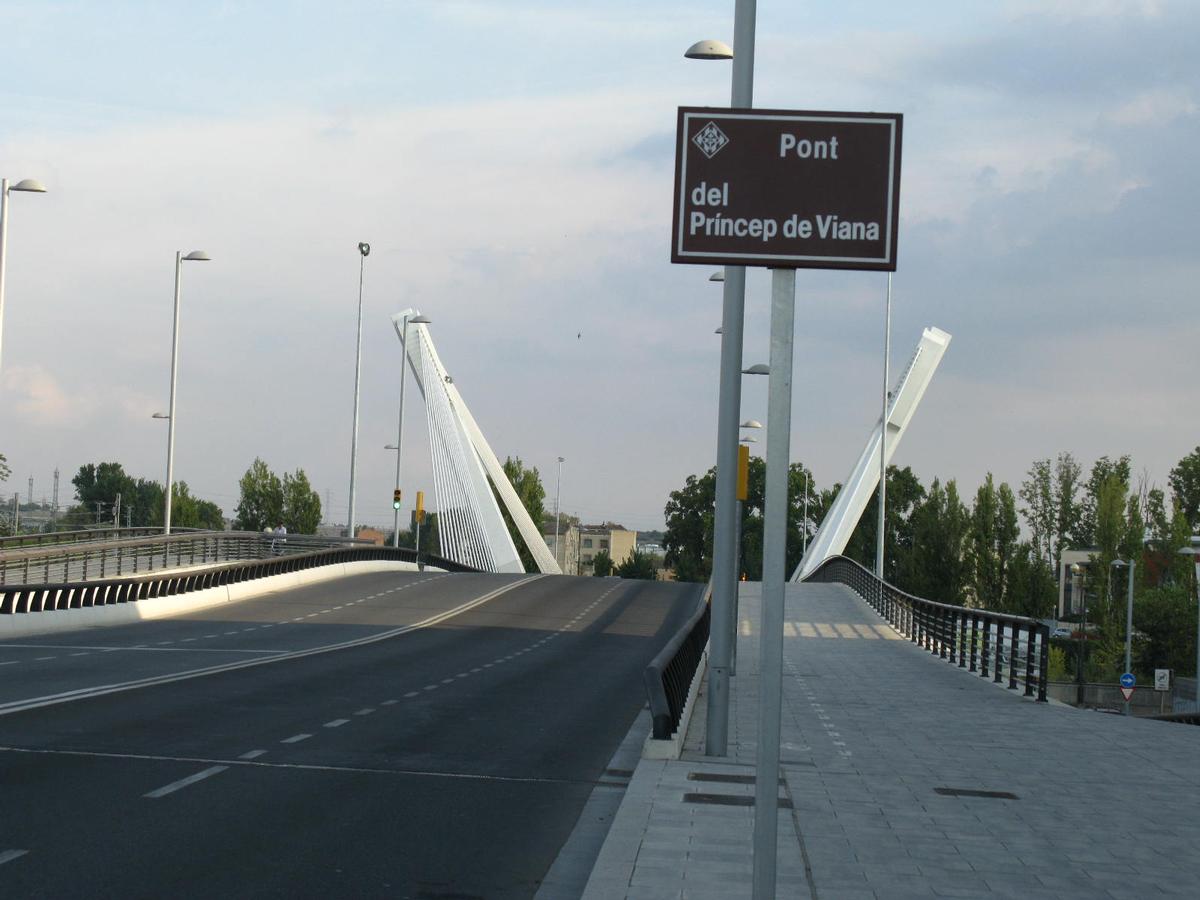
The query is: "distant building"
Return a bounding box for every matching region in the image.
[578,524,637,575]
[544,523,581,575]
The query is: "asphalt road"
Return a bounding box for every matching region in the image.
[0,570,703,899]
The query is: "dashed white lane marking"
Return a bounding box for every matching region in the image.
[144,765,229,799]
[34,657,55,661]
[281,733,312,744]
[239,750,267,760]
[156,641,175,646]
[0,849,29,866]
[403,691,420,698]
[354,708,374,716]
[204,634,219,638]
[71,652,90,657]
[423,685,438,691]
[441,677,454,684]
[381,699,398,706]
[324,719,350,728]
[0,661,18,667]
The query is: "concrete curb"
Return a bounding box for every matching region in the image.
[0,560,440,639]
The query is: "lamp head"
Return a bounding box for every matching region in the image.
[409,314,431,324]
[10,178,47,193]
[741,419,763,429]
[358,242,371,257]
[684,39,733,60]
[709,271,725,282]
[182,250,210,262]
[742,364,770,375]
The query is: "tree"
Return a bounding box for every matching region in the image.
[0,452,10,482]
[1078,455,1131,547]
[966,474,1020,610]
[495,456,545,572]
[663,468,716,583]
[1053,452,1083,565]
[1134,585,1197,677]
[1169,446,1200,532]
[170,482,225,530]
[1003,542,1058,619]
[592,549,613,576]
[234,458,283,532]
[615,547,657,580]
[1019,458,1054,567]
[72,462,135,524]
[899,478,968,604]
[843,465,925,585]
[282,469,321,534]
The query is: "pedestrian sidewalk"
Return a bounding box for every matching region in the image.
[581,581,1200,899]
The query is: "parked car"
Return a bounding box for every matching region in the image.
[1051,626,1073,639]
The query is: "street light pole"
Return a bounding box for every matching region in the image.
[163,250,210,535]
[689,0,757,760]
[0,177,48,375]
[1072,563,1088,706]
[554,456,564,568]
[347,242,370,538]
[1113,558,1136,715]
[1178,547,1200,711]
[876,273,892,578]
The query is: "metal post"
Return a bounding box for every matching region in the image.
[802,473,809,555]
[752,267,794,900]
[1193,556,1200,712]
[0,179,9,372]
[164,251,183,535]
[1125,560,1135,715]
[875,273,891,578]
[347,244,369,538]
[706,0,757,760]
[392,314,410,547]
[554,456,564,568]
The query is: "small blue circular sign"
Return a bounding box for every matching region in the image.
[1120,672,1136,689]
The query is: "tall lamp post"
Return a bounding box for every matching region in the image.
[163,250,210,535]
[554,456,565,569]
[391,312,431,547]
[1111,557,1136,715]
[687,7,755,764]
[1178,547,1200,711]
[346,242,370,538]
[1072,563,1088,706]
[0,177,48,374]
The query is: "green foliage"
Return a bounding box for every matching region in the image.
[663,468,715,583]
[234,459,283,532]
[1002,542,1058,618]
[966,474,1020,609]
[844,465,925,584]
[592,548,613,577]
[282,469,321,535]
[1047,644,1068,682]
[170,482,225,530]
[235,459,321,534]
[615,547,657,580]
[68,461,222,528]
[898,478,968,604]
[496,456,545,572]
[1078,455,1131,547]
[0,452,10,482]
[1168,445,1200,532]
[1134,584,1197,677]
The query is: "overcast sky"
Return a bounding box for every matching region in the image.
[1,0,1197,534]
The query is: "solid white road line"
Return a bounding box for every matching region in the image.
[144,765,229,798]
[0,849,29,866]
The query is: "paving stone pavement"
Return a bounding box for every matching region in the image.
[581,581,1200,899]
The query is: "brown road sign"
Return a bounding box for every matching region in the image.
[671,107,902,271]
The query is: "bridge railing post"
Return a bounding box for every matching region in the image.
[980,617,990,678]
[993,619,1004,684]
[1008,623,1019,689]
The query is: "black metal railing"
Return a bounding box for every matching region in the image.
[644,584,711,740]
[0,545,479,615]
[0,530,376,585]
[806,555,1050,702]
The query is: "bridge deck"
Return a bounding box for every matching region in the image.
[582,581,1198,899]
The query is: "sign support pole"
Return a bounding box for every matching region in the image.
[752,266,795,900]
[876,273,891,578]
[706,0,757,757]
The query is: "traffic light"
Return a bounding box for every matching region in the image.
[392,489,402,510]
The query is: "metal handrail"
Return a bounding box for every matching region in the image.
[805,555,1049,702]
[0,530,372,586]
[644,583,711,739]
[0,545,480,615]
[0,526,204,552]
